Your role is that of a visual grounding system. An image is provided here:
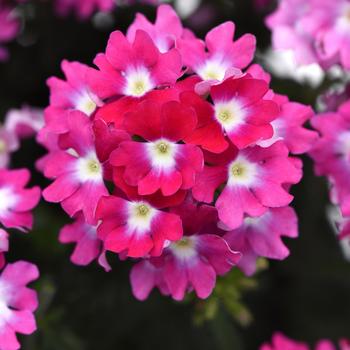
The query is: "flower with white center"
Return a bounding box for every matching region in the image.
[127,202,156,234]
[96,195,183,258]
[147,139,178,170]
[74,90,99,116]
[197,58,228,81]
[214,99,245,131]
[124,67,154,97]
[227,157,257,186]
[169,236,197,260]
[75,152,103,183]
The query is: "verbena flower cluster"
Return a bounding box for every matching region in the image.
[261,332,350,350]
[266,0,350,69]
[39,4,317,301]
[0,107,42,350]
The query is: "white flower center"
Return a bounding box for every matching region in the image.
[75,153,103,183]
[147,139,178,170]
[0,187,17,215]
[214,100,245,131]
[124,67,154,97]
[169,236,197,260]
[127,202,156,234]
[74,90,98,116]
[197,59,227,81]
[227,156,257,186]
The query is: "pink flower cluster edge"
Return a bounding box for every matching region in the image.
[266,0,350,69]
[0,106,43,350]
[260,332,350,350]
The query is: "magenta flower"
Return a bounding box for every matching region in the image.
[178,21,256,83]
[224,207,298,276]
[130,200,240,301]
[266,0,350,69]
[42,112,108,223]
[310,101,350,217]
[110,99,203,196]
[209,75,278,149]
[0,261,39,350]
[260,332,309,350]
[0,169,40,231]
[59,214,103,267]
[260,333,350,350]
[193,142,302,230]
[127,4,186,53]
[257,100,318,154]
[5,106,44,140]
[46,60,103,135]
[88,30,182,99]
[96,195,183,258]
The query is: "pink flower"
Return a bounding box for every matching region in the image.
[42,112,109,223]
[193,141,302,230]
[316,0,350,69]
[260,332,309,350]
[257,100,318,154]
[88,30,182,99]
[177,21,256,83]
[260,333,350,350]
[266,0,350,69]
[0,5,20,62]
[5,106,44,139]
[0,169,40,231]
[110,99,203,196]
[0,261,39,350]
[59,214,103,267]
[310,101,350,217]
[46,60,103,135]
[96,195,183,258]
[224,207,298,276]
[208,75,279,150]
[54,0,115,20]
[127,4,185,53]
[316,340,337,350]
[0,230,9,270]
[130,259,170,300]
[130,200,240,301]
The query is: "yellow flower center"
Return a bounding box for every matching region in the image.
[131,80,147,96]
[173,237,193,249]
[87,159,101,174]
[157,142,168,154]
[136,204,150,217]
[231,163,245,178]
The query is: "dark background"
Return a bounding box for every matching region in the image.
[1,0,349,349]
